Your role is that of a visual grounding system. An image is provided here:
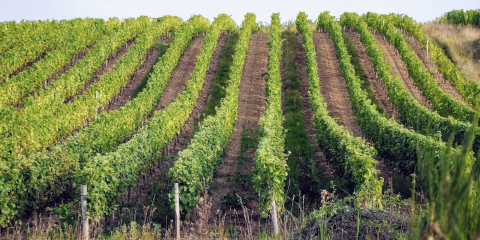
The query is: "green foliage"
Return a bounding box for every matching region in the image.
[252,13,288,214]
[0,16,184,227]
[390,13,480,112]
[341,13,480,154]
[168,13,256,213]
[0,18,113,108]
[337,12,475,176]
[439,9,480,26]
[341,32,385,116]
[298,12,382,208]
[281,30,319,197]
[78,14,237,220]
[363,13,478,126]
[202,32,239,118]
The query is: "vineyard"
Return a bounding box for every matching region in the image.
[0,11,479,239]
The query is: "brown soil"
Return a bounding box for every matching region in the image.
[103,38,172,112]
[345,32,395,181]
[313,33,364,138]
[16,43,95,109]
[204,34,268,236]
[405,37,467,104]
[65,39,135,104]
[374,34,434,111]
[346,31,400,120]
[156,36,205,110]
[295,33,334,179]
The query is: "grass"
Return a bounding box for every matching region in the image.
[202,32,239,119]
[423,22,480,83]
[281,31,323,203]
[341,31,385,115]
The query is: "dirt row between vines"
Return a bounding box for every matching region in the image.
[313,32,394,181]
[295,33,333,180]
[343,31,395,181]
[405,37,467,104]
[87,35,209,231]
[190,34,269,238]
[374,34,434,111]
[346,31,400,120]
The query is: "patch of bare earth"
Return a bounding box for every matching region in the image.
[157,36,205,110]
[313,32,363,138]
[295,33,333,180]
[345,31,395,181]
[347,31,400,120]
[405,36,467,104]
[199,34,269,238]
[374,34,434,111]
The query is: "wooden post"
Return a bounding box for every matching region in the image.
[174,183,180,240]
[426,36,429,58]
[81,185,89,240]
[267,180,279,236]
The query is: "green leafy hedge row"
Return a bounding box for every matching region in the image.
[252,13,288,214]
[0,19,72,81]
[0,16,185,227]
[77,14,236,220]
[168,13,257,213]
[389,13,480,110]
[0,17,149,158]
[341,13,480,152]
[363,13,477,125]
[334,12,474,177]
[297,12,383,207]
[0,18,116,108]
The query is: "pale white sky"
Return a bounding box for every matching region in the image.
[0,0,478,25]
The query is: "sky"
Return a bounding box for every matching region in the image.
[0,0,478,25]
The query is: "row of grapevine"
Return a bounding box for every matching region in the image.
[341,13,480,152]
[389,14,480,110]
[0,19,72,82]
[363,13,477,125]
[331,12,475,176]
[0,15,194,227]
[0,17,150,158]
[76,14,236,220]
[296,12,383,207]
[0,20,51,54]
[252,13,288,214]
[439,9,480,26]
[0,18,117,108]
[168,13,257,213]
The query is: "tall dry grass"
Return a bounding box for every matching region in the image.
[423,22,480,84]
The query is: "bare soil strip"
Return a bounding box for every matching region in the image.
[347,31,400,120]
[405,37,467,104]
[204,34,269,234]
[295,33,334,179]
[374,34,434,111]
[345,32,395,181]
[157,36,205,110]
[313,33,364,138]
[104,38,172,112]
[96,34,221,230]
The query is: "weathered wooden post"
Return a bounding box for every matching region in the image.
[174,183,180,240]
[81,185,89,240]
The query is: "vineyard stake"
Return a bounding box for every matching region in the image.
[267,180,279,236]
[81,185,89,240]
[174,183,180,240]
